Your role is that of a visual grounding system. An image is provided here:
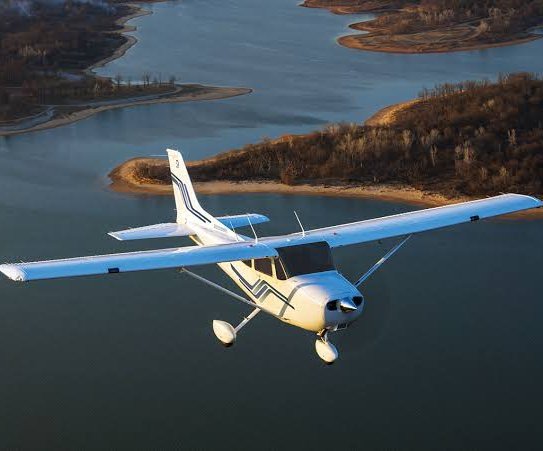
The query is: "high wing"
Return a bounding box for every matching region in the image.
[1,193,540,282]
[262,194,542,248]
[0,241,277,282]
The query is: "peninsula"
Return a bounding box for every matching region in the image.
[110,73,543,214]
[0,0,250,136]
[302,0,543,53]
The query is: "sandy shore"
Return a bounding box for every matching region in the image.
[302,0,542,54]
[0,86,251,137]
[364,98,421,126]
[108,158,543,219]
[338,31,541,54]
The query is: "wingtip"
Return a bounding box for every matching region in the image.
[0,264,28,282]
[107,232,124,241]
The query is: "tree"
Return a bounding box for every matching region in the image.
[142,72,151,88]
[114,73,123,90]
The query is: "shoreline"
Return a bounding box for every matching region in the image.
[363,98,421,126]
[1,1,253,137]
[338,33,541,55]
[86,2,153,75]
[0,86,251,137]
[107,158,543,219]
[302,1,543,54]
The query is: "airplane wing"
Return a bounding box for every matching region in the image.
[1,194,539,282]
[263,194,542,248]
[0,241,277,282]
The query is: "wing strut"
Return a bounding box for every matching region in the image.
[179,268,282,319]
[354,235,412,287]
[234,308,261,333]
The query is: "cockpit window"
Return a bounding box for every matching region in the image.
[254,258,273,276]
[274,258,287,280]
[276,241,335,277]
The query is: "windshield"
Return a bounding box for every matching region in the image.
[276,241,335,277]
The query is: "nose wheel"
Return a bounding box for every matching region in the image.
[315,331,338,364]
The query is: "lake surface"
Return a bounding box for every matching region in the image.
[1,0,543,448]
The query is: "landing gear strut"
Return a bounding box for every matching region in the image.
[180,268,280,347]
[315,330,338,364]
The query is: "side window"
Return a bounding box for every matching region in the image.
[242,260,252,268]
[274,258,287,280]
[254,258,273,276]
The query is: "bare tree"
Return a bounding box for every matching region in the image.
[114,74,123,90]
[430,145,438,167]
[142,73,151,88]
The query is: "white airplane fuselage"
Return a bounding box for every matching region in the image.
[190,221,365,333]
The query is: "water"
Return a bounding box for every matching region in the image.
[1,0,543,448]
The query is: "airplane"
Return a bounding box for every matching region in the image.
[1,149,541,363]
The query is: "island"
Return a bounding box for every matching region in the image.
[302,0,543,53]
[109,73,543,215]
[0,0,250,136]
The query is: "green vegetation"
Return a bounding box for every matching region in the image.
[138,73,543,198]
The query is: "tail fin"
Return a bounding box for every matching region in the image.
[167,149,212,225]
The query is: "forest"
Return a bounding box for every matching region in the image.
[135,73,543,197]
[305,0,543,53]
[369,0,543,35]
[0,0,174,122]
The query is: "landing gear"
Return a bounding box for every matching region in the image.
[315,330,338,364]
[212,320,237,347]
[212,308,261,347]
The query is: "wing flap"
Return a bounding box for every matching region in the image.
[0,241,277,282]
[108,223,193,241]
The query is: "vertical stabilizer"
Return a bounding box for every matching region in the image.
[167,149,212,225]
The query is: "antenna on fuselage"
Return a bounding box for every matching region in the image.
[293,211,306,237]
[246,214,258,243]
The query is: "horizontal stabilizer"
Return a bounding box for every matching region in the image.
[108,223,194,241]
[218,214,269,229]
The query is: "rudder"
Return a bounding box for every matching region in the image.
[167,149,212,225]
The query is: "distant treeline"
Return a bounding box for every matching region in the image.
[137,73,543,197]
[0,0,177,121]
[307,0,543,50]
[374,0,543,32]
[309,0,543,33]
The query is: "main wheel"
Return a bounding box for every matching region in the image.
[315,338,338,364]
[212,320,236,347]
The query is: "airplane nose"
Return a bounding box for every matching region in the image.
[339,298,358,313]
